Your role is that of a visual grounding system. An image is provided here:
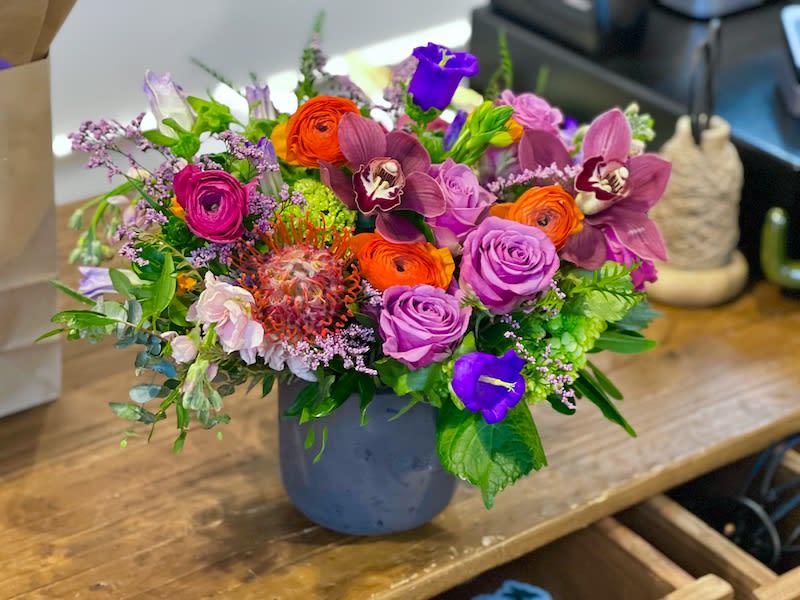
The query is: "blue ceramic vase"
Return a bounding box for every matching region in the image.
[278,383,457,535]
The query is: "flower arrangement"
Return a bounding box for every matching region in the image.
[48,25,670,508]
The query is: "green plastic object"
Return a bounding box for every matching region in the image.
[761,207,800,289]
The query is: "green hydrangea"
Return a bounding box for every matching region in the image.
[282,178,356,238]
[545,313,607,369]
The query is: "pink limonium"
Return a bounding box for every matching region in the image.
[187,272,264,364]
[427,158,496,252]
[320,113,446,243]
[143,70,195,135]
[518,108,671,271]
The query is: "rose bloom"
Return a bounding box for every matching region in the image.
[460,216,559,313]
[379,284,471,369]
[427,158,495,250]
[188,272,265,364]
[497,90,563,136]
[350,232,454,291]
[491,185,583,250]
[274,95,360,168]
[174,165,252,243]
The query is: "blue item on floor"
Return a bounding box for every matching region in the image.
[472,580,553,600]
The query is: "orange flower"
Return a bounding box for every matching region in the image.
[279,95,360,168]
[270,121,290,163]
[176,273,197,294]
[169,197,185,219]
[350,233,455,291]
[506,116,524,142]
[490,185,583,250]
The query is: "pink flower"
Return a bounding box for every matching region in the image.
[188,273,264,364]
[170,335,198,363]
[498,90,563,135]
[174,165,254,243]
[427,158,495,250]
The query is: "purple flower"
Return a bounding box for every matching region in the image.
[459,217,559,314]
[443,110,467,151]
[174,164,254,243]
[78,266,115,298]
[427,158,495,250]
[244,83,276,121]
[452,349,526,423]
[605,227,658,290]
[143,70,194,135]
[498,90,563,136]
[408,43,479,111]
[0,58,11,71]
[379,285,471,369]
[320,113,446,243]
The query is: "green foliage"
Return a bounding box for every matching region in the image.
[624,103,656,143]
[281,178,357,236]
[375,358,449,407]
[574,369,636,437]
[566,262,645,323]
[447,101,514,164]
[593,329,656,354]
[295,12,327,102]
[186,97,235,134]
[484,30,513,100]
[437,400,546,508]
[615,299,661,331]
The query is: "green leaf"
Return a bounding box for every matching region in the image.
[437,400,547,509]
[546,394,576,415]
[35,328,65,343]
[129,383,163,404]
[51,309,119,328]
[175,400,190,429]
[593,330,657,354]
[109,268,134,298]
[261,374,275,397]
[142,253,176,318]
[304,427,315,450]
[587,360,623,400]
[142,129,177,147]
[48,279,95,306]
[357,375,375,426]
[109,402,143,421]
[173,430,187,453]
[312,425,328,463]
[376,359,438,396]
[615,300,662,331]
[574,371,636,437]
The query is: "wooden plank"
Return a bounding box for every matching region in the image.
[754,567,800,600]
[661,575,735,600]
[2,203,800,599]
[619,495,777,599]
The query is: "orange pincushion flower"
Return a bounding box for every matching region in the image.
[350,233,455,291]
[490,185,584,250]
[278,95,360,168]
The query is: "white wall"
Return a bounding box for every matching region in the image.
[50,0,484,204]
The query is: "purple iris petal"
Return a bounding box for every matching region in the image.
[452,350,526,424]
[408,43,479,111]
[443,110,467,152]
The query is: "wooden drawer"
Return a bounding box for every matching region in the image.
[436,517,733,599]
[618,449,800,600]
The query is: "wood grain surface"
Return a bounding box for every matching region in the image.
[1,203,799,599]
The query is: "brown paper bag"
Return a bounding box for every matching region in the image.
[34,1,79,61]
[0,58,55,266]
[0,0,48,66]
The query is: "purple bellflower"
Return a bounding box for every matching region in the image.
[143,70,195,135]
[0,58,11,70]
[452,349,526,424]
[320,112,446,243]
[244,82,276,121]
[408,43,478,111]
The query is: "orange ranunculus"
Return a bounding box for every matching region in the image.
[350,232,455,291]
[270,121,290,163]
[281,95,360,168]
[490,185,583,250]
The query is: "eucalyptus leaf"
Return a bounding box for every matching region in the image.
[129,383,163,404]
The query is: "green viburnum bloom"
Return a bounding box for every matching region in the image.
[282,178,357,240]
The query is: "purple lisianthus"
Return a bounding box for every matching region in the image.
[452,349,526,423]
[244,82,276,121]
[408,43,479,111]
[174,164,254,243]
[379,285,471,370]
[320,113,445,243]
[427,158,495,250]
[460,217,559,314]
[143,70,194,135]
[78,266,115,298]
[498,90,563,136]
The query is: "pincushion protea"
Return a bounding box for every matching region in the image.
[237,218,360,343]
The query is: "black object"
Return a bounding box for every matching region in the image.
[657,0,767,19]
[687,18,721,143]
[490,0,649,55]
[470,1,800,280]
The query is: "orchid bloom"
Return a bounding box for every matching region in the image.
[518,108,671,270]
[320,113,446,243]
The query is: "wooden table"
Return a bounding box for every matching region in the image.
[2,206,800,599]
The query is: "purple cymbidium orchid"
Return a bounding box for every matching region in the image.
[320,113,445,243]
[408,43,479,111]
[518,108,671,270]
[452,349,526,424]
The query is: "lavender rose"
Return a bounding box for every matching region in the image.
[460,217,559,313]
[174,164,253,243]
[428,158,495,250]
[379,285,471,369]
[498,90,563,135]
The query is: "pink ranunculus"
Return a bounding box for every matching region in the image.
[379,285,471,370]
[459,217,559,314]
[188,272,264,364]
[174,165,253,243]
[428,158,496,251]
[498,90,563,135]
